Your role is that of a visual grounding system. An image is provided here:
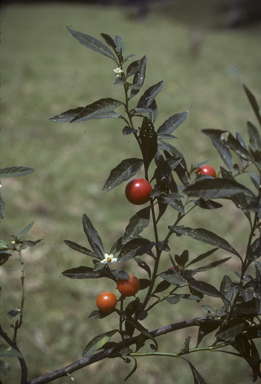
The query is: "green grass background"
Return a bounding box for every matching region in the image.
[1,1,261,383]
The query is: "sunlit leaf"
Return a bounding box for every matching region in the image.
[67,27,118,63]
[170,226,240,257]
[82,330,118,357]
[82,214,105,259]
[0,166,34,178]
[103,158,143,192]
[157,111,188,135]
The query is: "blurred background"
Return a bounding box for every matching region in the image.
[1,1,261,383]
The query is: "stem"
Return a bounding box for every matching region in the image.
[13,249,26,343]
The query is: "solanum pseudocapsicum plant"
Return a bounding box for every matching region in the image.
[49,27,261,383]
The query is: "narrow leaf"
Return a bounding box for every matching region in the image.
[183,178,255,200]
[17,221,34,240]
[114,35,125,55]
[82,330,118,357]
[170,226,240,257]
[189,280,223,298]
[247,121,261,151]
[82,214,105,259]
[0,166,34,178]
[243,83,261,126]
[70,98,123,123]
[62,266,108,279]
[0,195,5,219]
[137,80,164,108]
[64,240,99,258]
[122,207,150,245]
[67,27,118,63]
[129,55,147,99]
[157,111,188,135]
[103,158,143,192]
[184,359,208,384]
[0,345,22,358]
[160,269,186,285]
[139,117,158,172]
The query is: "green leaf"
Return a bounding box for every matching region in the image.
[118,238,154,262]
[103,158,143,192]
[184,359,208,384]
[82,214,105,259]
[183,178,255,200]
[100,33,117,50]
[17,221,34,240]
[82,330,118,357]
[157,111,188,135]
[137,80,164,108]
[0,166,34,178]
[66,27,118,63]
[70,98,123,123]
[126,59,142,78]
[191,257,231,273]
[202,129,253,162]
[114,34,125,55]
[216,319,247,342]
[139,117,158,172]
[209,137,233,171]
[247,121,261,151]
[196,322,220,348]
[62,266,109,279]
[220,275,234,310]
[122,207,150,245]
[160,269,186,285]
[189,280,223,298]
[170,226,240,257]
[158,193,184,214]
[129,55,147,99]
[152,158,182,181]
[243,83,261,126]
[0,345,22,358]
[64,240,100,259]
[0,252,11,266]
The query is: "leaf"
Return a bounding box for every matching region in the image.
[247,121,261,151]
[183,178,255,200]
[136,80,164,108]
[67,27,118,63]
[193,198,223,210]
[243,83,261,126]
[0,345,22,358]
[70,98,123,123]
[184,359,208,384]
[114,34,125,55]
[158,193,184,214]
[82,214,105,259]
[149,99,158,124]
[216,319,247,342]
[129,55,147,99]
[0,166,34,178]
[126,59,142,78]
[170,226,240,257]
[189,280,223,298]
[7,309,20,319]
[64,240,100,259]
[160,269,186,285]
[202,129,253,162]
[62,266,108,279]
[157,111,188,135]
[196,321,220,348]
[17,221,34,240]
[220,275,234,310]
[192,257,231,273]
[152,158,182,182]
[209,137,233,171]
[103,158,143,192]
[122,207,151,245]
[82,330,118,357]
[139,117,158,172]
[100,33,117,50]
[0,252,11,266]
[118,238,154,262]
[153,279,171,294]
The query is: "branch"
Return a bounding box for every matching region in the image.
[28,316,221,384]
[0,323,28,384]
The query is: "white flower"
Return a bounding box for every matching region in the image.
[113,68,124,77]
[101,253,118,264]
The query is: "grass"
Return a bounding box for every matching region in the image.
[1,2,261,384]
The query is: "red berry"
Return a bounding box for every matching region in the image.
[197,165,216,178]
[96,291,117,313]
[125,178,152,205]
[117,274,140,296]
